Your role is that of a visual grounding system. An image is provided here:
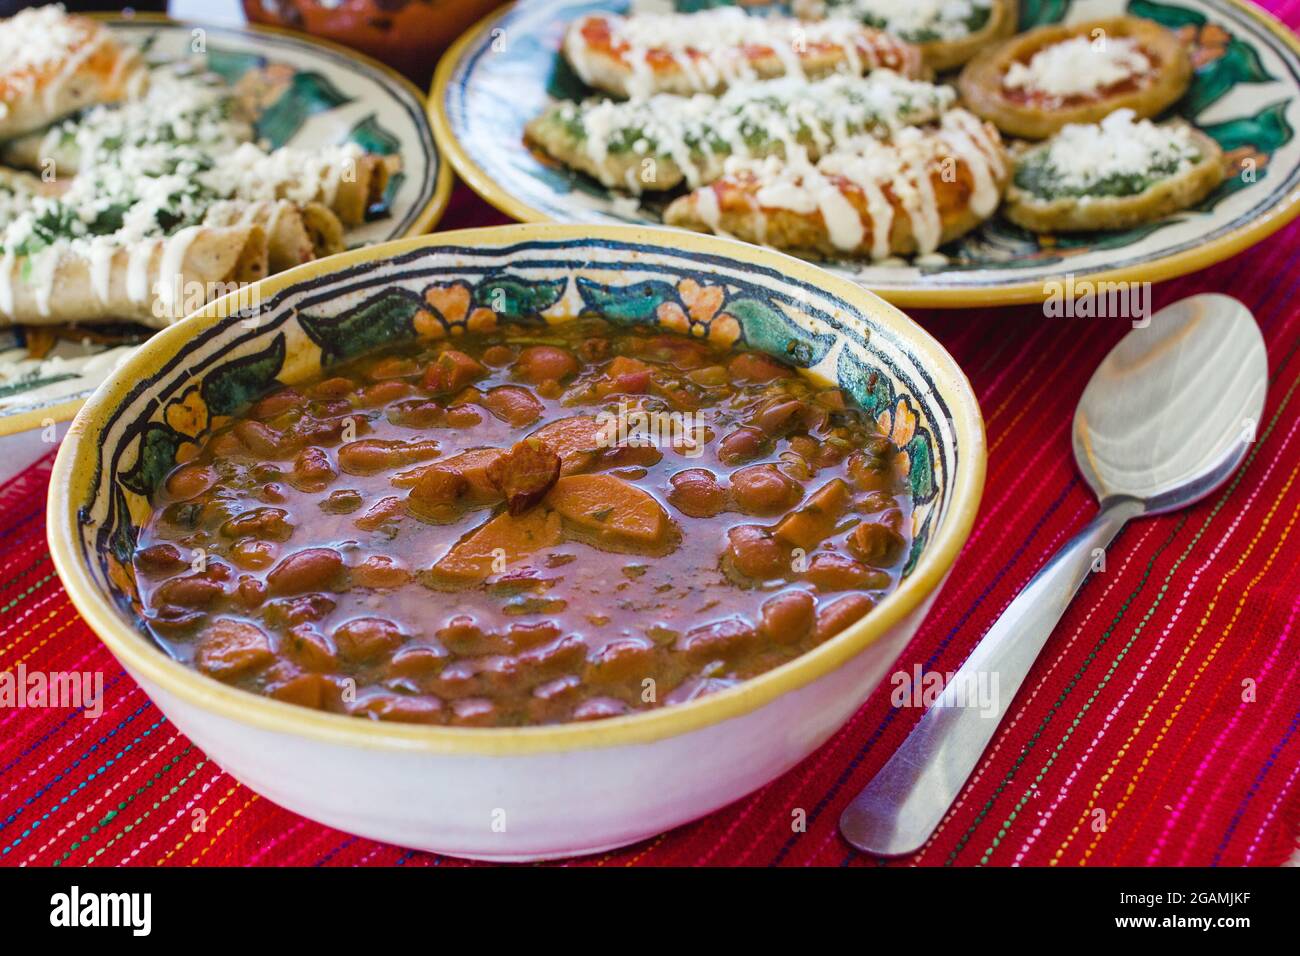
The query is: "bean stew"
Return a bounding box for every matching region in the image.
[133,317,913,726]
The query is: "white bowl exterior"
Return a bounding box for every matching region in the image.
[132,585,941,861]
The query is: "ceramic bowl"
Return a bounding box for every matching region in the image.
[47,224,985,861]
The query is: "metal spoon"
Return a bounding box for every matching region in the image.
[840,294,1268,857]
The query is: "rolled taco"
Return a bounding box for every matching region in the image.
[204,199,345,272]
[1,61,253,176]
[0,6,147,140]
[207,143,395,227]
[0,223,269,327]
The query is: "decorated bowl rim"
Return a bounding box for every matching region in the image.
[427,0,1300,309]
[47,224,986,756]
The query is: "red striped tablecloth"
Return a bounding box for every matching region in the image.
[4,22,1300,871]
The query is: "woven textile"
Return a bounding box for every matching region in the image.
[3,6,1300,866]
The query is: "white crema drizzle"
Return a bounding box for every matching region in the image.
[565,8,903,97]
[701,109,1004,259]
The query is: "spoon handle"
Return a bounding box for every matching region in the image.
[840,496,1145,857]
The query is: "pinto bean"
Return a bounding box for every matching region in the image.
[585,639,656,684]
[334,617,405,663]
[802,553,888,592]
[367,355,418,380]
[846,444,896,492]
[571,697,632,721]
[412,449,503,506]
[233,576,268,610]
[249,387,305,421]
[135,543,188,575]
[668,468,728,518]
[351,554,411,589]
[387,398,444,428]
[389,644,450,679]
[358,379,414,408]
[290,447,336,492]
[515,345,579,384]
[678,617,756,661]
[717,426,769,465]
[195,619,273,679]
[234,420,295,458]
[445,405,482,428]
[268,672,333,709]
[264,593,336,628]
[153,574,225,609]
[308,377,355,400]
[267,548,345,596]
[147,604,206,635]
[337,438,441,476]
[506,621,562,651]
[435,615,500,656]
[407,467,469,521]
[321,489,364,514]
[165,464,215,500]
[724,525,789,581]
[730,464,802,515]
[482,344,515,367]
[814,594,875,643]
[450,698,498,726]
[354,496,405,532]
[752,399,808,437]
[220,507,294,542]
[353,694,445,724]
[600,355,653,395]
[230,537,277,571]
[760,590,816,644]
[282,624,340,671]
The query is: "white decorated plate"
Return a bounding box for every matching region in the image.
[0,13,450,437]
[431,0,1300,307]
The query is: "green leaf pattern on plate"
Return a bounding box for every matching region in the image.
[257,72,354,148]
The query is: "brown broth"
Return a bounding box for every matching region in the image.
[133,317,913,726]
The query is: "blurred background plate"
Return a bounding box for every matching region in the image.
[432,0,1300,307]
[0,11,449,437]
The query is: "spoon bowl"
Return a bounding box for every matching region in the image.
[1075,294,1267,512]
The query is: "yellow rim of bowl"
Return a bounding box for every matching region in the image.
[48,223,986,755]
[428,0,1300,308]
[0,12,456,439]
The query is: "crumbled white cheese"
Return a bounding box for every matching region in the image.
[809,0,993,43]
[0,4,91,76]
[201,141,366,208]
[1030,109,1200,190]
[561,70,956,190]
[1003,36,1152,100]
